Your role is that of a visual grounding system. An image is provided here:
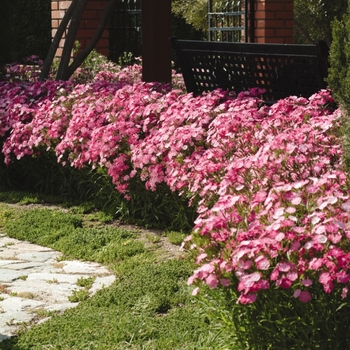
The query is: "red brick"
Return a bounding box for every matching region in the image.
[254,11,267,20]
[276,11,295,20]
[85,1,108,10]
[94,46,108,57]
[56,48,63,57]
[97,38,109,48]
[81,10,100,20]
[265,37,285,44]
[255,19,266,29]
[264,19,284,28]
[254,29,266,38]
[51,19,59,28]
[82,19,101,29]
[263,11,277,19]
[51,1,58,10]
[76,29,97,39]
[285,20,295,28]
[59,0,72,10]
[266,3,286,11]
[256,1,266,11]
[51,10,66,20]
[275,29,294,37]
[285,2,294,11]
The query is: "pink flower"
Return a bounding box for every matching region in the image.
[206,274,219,289]
[237,293,257,304]
[319,272,334,293]
[220,278,231,286]
[293,289,312,303]
[192,287,200,296]
[301,278,313,287]
[336,271,350,284]
[299,291,312,303]
[255,256,270,270]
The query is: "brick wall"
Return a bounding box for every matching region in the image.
[51,0,295,60]
[254,0,294,44]
[51,0,109,58]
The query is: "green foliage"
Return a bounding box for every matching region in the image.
[71,43,112,83]
[200,284,350,350]
[68,289,90,303]
[172,0,348,46]
[0,149,196,231]
[117,52,136,67]
[294,0,347,45]
[4,208,83,246]
[93,239,145,264]
[0,200,216,349]
[327,0,350,171]
[328,5,350,111]
[165,230,186,245]
[2,206,147,265]
[76,276,96,289]
[172,0,208,32]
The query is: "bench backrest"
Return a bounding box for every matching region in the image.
[171,38,329,104]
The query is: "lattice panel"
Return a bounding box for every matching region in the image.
[181,50,326,103]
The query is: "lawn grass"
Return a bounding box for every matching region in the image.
[0,191,235,350]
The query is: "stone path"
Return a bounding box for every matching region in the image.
[0,233,116,342]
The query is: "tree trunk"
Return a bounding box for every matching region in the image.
[56,0,89,80]
[39,0,79,81]
[65,0,118,80]
[41,0,117,81]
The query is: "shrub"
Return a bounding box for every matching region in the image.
[328,0,350,174]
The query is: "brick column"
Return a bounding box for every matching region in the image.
[51,0,109,58]
[51,0,67,58]
[254,0,294,44]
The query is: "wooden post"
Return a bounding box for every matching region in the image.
[141,0,172,83]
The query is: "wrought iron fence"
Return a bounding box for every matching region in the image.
[208,0,253,42]
[108,0,141,63]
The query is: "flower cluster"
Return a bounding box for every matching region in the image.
[1,61,348,304]
[1,55,44,82]
[184,91,348,304]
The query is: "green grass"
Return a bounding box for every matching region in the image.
[165,230,187,246]
[0,191,233,350]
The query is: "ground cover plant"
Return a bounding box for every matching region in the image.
[1,55,350,348]
[0,194,227,349]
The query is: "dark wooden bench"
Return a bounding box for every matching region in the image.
[171,37,329,104]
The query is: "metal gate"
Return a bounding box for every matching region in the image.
[208,0,254,42]
[108,0,141,63]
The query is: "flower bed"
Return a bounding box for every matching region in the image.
[1,63,347,301]
[1,60,349,347]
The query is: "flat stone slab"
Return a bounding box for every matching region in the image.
[90,275,116,295]
[0,262,42,270]
[0,269,25,283]
[61,260,111,275]
[4,241,56,252]
[15,251,60,262]
[0,235,116,340]
[26,272,86,284]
